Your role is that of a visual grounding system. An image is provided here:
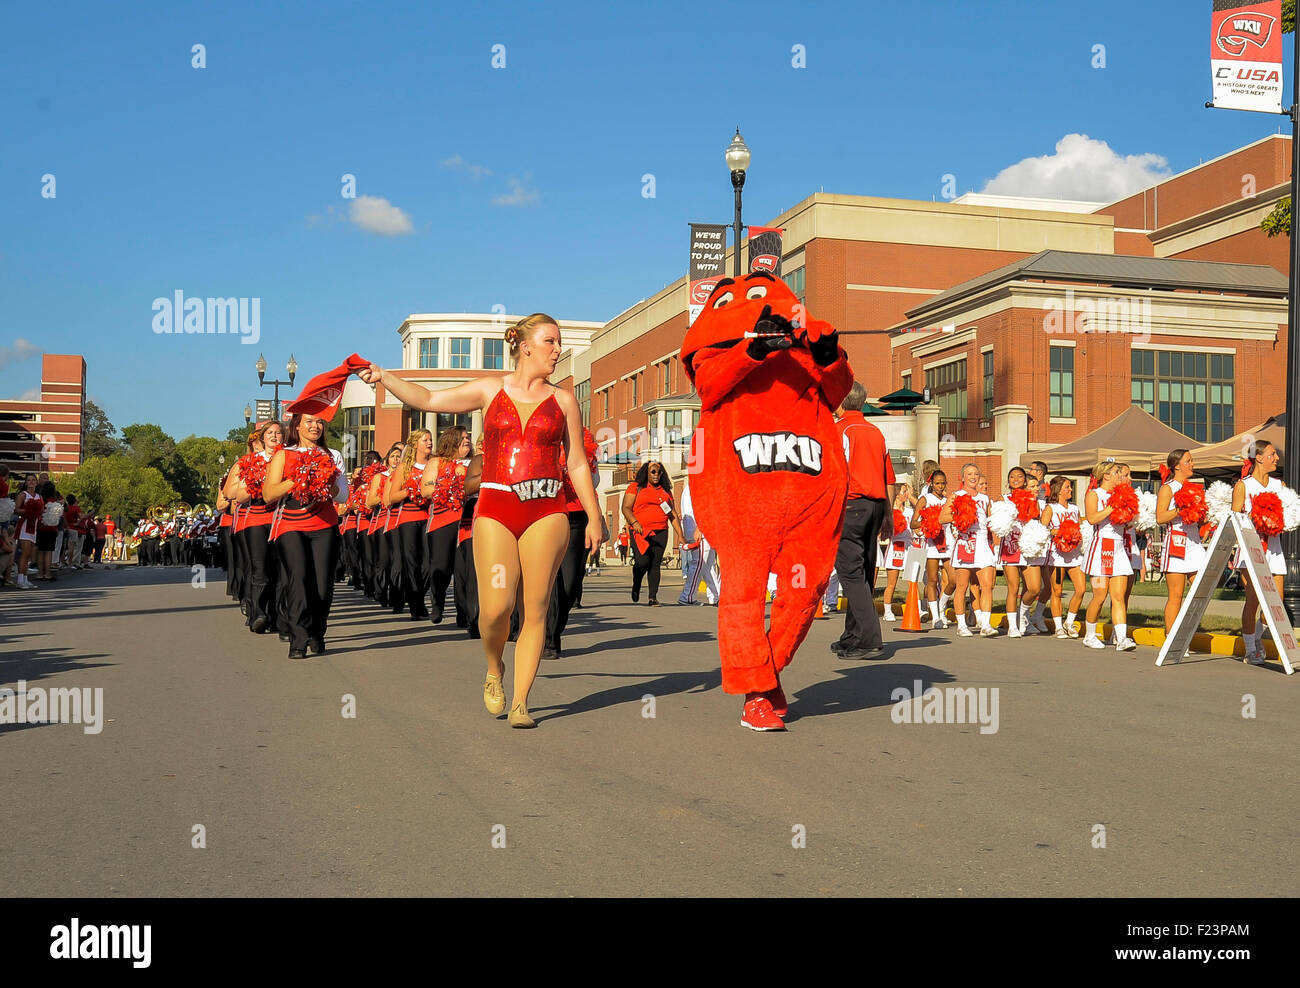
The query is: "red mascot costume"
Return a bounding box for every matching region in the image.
[681,271,853,732]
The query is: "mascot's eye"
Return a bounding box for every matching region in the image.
[712,291,734,308]
[746,286,768,300]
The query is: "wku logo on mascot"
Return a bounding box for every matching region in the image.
[681,271,853,732]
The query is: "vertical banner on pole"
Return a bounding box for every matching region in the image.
[688,224,728,326]
[747,226,784,277]
[1211,0,1284,113]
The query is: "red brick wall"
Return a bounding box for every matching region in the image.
[1098,137,1289,230]
[589,310,688,456]
[1170,225,1289,274]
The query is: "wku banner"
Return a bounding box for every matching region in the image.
[747,226,783,277]
[1211,0,1283,114]
[688,223,727,325]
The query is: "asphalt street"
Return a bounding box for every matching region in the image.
[1,563,1295,897]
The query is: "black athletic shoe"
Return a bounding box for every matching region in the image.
[279,631,291,642]
[251,615,268,634]
[839,646,887,660]
[288,648,308,660]
[307,639,325,655]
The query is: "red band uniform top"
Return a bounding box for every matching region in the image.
[270,446,340,540]
[427,458,470,533]
[368,472,390,535]
[397,461,430,524]
[234,450,274,532]
[475,388,567,540]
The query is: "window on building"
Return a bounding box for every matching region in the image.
[924,358,967,424]
[342,406,374,470]
[418,338,439,369]
[982,351,994,420]
[483,338,504,371]
[647,412,657,445]
[1131,349,1234,443]
[630,375,638,409]
[1049,346,1074,419]
[664,409,683,444]
[431,412,473,438]
[901,371,912,393]
[576,380,590,425]
[786,267,805,301]
[450,338,471,369]
[601,389,610,420]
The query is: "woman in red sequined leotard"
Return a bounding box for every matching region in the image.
[358,313,604,728]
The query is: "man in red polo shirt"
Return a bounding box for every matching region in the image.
[833,382,896,659]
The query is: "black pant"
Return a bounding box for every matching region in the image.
[358,530,374,597]
[229,528,246,600]
[276,527,340,651]
[546,511,588,652]
[244,524,279,632]
[92,538,105,563]
[631,529,668,600]
[141,537,158,566]
[455,536,479,637]
[427,521,458,624]
[386,530,404,611]
[341,529,359,587]
[397,520,429,617]
[835,497,888,651]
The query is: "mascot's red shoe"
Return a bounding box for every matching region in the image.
[682,271,853,729]
[741,694,786,732]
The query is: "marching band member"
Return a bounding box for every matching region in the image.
[358,312,603,729]
[880,482,918,622]
[366,444,404,610]
[339,468,363,590]
[1082,460,1136,652]
[544,426,604,658]
[217,477,239,599]
[1155,449,1205,637]
[225,421,284,634]
[422,427,472,625]
[939,463,997,637]
[1042,476,1085,639]
[264,411,343,659]
[387,429,433,621]
[1232,440,1287,665]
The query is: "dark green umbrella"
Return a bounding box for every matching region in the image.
[862,402,890,416]
[876,387,925,410]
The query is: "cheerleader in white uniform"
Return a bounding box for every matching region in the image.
[881,482,918,621]
[1082,460,1135,651]
[1042,476,1085,639]
[1233,441,1287,665]
[999,466,1046,638]
[1113,463,1145,644]
[1154,448,1206,636]
[940,463,998,637]
[1029,459,1055,623]
[912,469,956,628]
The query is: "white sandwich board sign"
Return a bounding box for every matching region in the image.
[1158,512,1296,675]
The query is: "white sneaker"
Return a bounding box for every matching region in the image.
[1007,624,1023,638]
[1116,638,1137,652]
[1066,625,1081,639]
[957,624,974,637]
[1054,626,1068,640]
[883,611,897,622]
[1083,636,1106,649]
[980,626,999,638]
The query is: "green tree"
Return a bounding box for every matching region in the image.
[1260,0,1296,237]
[121,423,177,468]
[57,455,179,522]
[84,398,121,458]
[176,434,244,503]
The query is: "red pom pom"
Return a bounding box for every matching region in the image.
[1053,517,1082,553]
[1108,483,1138,526]
[892,509,907,535]
[238,453,268,501]
[405,468,429,508]
[582,427,598,462]
[1250,491,1284,539]
[919,504,944,540]
[1172,484,1208,525]
[429,462,466,514]
[951,492,978,534]
[1199,522,1215,541]
[291,447,338,504]
[1008,487,1038,523]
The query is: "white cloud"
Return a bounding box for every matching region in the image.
[0,338,40,371]
[442,154,492,179]
[492,177,539,207]
[347,195,415,236]
[17,385,41,400]
[981,134,1172,202]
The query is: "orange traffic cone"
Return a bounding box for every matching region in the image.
[899,579,923,632]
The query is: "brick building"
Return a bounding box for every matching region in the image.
[0,353,87,475]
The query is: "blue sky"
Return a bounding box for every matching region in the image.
[0,0,1291,438]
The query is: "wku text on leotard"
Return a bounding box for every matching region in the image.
[731,433,823,475]
[512,478,563,501]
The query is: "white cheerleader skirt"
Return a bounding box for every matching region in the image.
[1161,529,1207,575]
[1234,532,1286,577]
[1048,545,1082,569]
[924,533,951,561]
[952,530,997,570]
[883,536,914,571]
[1084,531,1134,578]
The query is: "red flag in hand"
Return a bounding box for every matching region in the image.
[285,354,372,421]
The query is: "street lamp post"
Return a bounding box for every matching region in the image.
[725,128,751,278]
[256,353,298,421]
